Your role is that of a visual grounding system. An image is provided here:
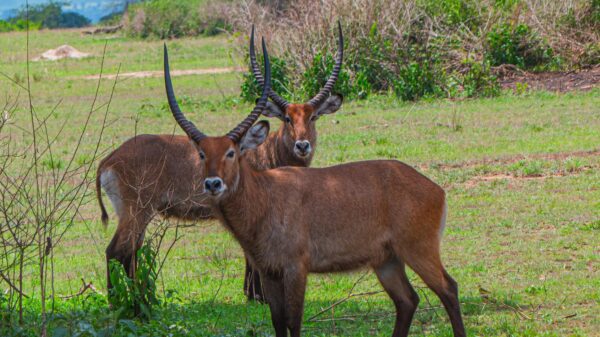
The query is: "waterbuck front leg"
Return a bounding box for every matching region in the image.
[282,264,307,337]
[261,272,287,337]
[243,257,265,302]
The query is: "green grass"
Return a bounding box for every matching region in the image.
[1,29,599,336]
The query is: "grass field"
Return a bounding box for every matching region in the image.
[1,28,599,336]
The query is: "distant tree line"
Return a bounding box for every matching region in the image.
[0,1,90,32]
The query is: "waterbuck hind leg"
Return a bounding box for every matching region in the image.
[402,247,466,337]
[105,210,152,289]
[374,257,420,337]
[243,257,265,303]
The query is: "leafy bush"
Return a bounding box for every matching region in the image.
[300,51,362,100]
[352,23,396,93]
[420,0,480,29]
[108,245,159,319]
[124,0,230,38]
[240,55,292,102]
[485,23,555,69]
[393,62,442,101]
[0,19,40,32]
[459,61,500,98]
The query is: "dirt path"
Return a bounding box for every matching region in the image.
[422,149,600,171]
[498,64,600,92]
[80,67,244,80]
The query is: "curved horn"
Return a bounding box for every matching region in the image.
[250,25,290,110]
[227,37,271,142]
[307,21,343,107]
[164,44,206,143]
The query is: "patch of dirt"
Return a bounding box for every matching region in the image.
[34,45,90,61]
[497,64,600,92]
[464,172,568,188]
[81,67,244,80]
[424,149,600,171]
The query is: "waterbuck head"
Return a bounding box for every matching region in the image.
[164,39,272,199]
[249,22,344,161]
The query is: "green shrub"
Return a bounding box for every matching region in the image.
[420,0,480,29]
[125,0,200,38]
[393,62,442,101]
[459,60,500,98]
[353,23,396,92]
[124,0,229,39]
[108,244,159,319]
[0,19,41,32]
[300,51,364,100]
[485,23,555,69]
[240,55,292,102]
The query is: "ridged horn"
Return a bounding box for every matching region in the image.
[164,43,206,143]
[307,21,343,107]
[249,25,290,110]
[227,37,271,142]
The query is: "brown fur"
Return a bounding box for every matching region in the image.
[197,128,466,337]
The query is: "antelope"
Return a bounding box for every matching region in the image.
[96,25,344,300]
[165,37,466,337]
[241,23,343,301]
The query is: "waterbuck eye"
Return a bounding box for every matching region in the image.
[310,115,318,121]
[226,150,235,158]
[199,152,206,160]
[284,115,292,124]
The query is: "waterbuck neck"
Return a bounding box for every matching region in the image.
[215,159,270,251]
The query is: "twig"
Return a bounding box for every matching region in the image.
[0,271,29,298]
[307,290,383,322]
[59,278,102,299]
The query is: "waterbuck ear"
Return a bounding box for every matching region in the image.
[261,101,285,120]
[240,120,270,153]
[314,94,343,117]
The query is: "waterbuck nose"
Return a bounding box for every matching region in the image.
[204,177,223,194]
[294,140,311,156]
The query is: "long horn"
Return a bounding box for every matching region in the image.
[307,21,343,107]
[249,25,290,110]
[227,37,271,142]
[164,44,206,142]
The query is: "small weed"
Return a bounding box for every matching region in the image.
[13,73,24,85]
[579,220,600,231]
[375,136,389,145]
[526,123,544,132]
[563,157,583,173]
[375,148,397,159]
[514,82,529,95]
[42,157,65,170]
[508,160,544,177]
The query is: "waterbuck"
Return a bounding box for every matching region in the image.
[96,25,344,301]
[164,38,466,337]
[241,23,344,300]
[96,38,271,289]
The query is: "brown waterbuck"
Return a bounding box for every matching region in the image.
[96,25,345,301]
[96,38,271,289]
[165,38,466,337]
[241,23,344,301]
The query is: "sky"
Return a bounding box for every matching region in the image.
[0,0,126,22]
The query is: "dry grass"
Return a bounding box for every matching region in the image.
[224,0,598,72]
